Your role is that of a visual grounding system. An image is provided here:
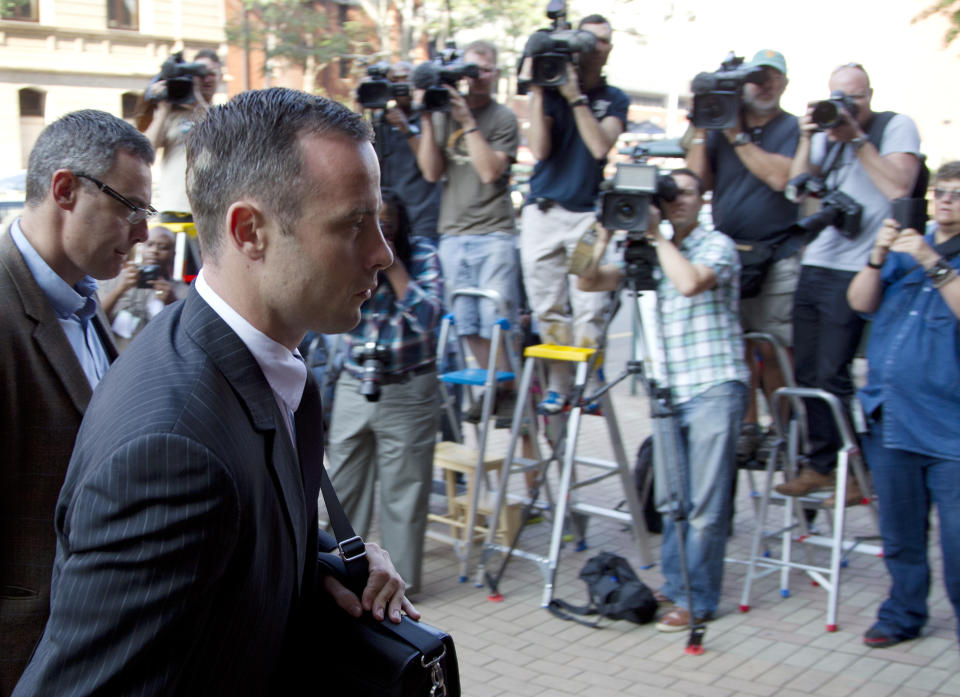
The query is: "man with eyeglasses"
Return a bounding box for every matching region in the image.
[846,161,960,648]
[781,63,921,504]
[518,14,627,415]
[0,109,154,692]
[686,49,801,469]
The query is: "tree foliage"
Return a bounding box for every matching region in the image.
[913,0,960,47]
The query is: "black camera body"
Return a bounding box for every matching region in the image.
[690,53,765,130]
[796,190,863,240]
[356,61,412,110]
[522,0,596,88]
[352,340,392,402]
[411,44,479,113]
[784,172,827,203]
[811,90,859,129]
[148,52,211,105]
[136,264,164,288]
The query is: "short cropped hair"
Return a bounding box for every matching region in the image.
[25,109,154,206]
[668,168,704,195]
[463,40,497,65]
[935,161,960,183]
[578,14,610,28]
[186,87,373,260]
[194,49,221,64]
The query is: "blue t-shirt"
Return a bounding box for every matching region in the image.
[378,113,442,241]
[527,82,629,212]
[708,111,799,243]
[858,229,960,460]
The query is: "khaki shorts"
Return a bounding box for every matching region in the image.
[740,254,801,348]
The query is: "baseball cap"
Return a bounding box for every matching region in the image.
[749,49,787,76]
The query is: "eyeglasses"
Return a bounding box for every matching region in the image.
[75,173,158,224]
[934,188,960,203]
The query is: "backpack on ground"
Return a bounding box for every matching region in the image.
[547,552,658,626]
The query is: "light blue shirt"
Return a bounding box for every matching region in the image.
[10,218,111,388]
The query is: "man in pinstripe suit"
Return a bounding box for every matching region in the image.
[1,110,154,695]
[14,89,413,696]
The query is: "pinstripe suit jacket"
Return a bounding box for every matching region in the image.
[14,288,332,697]
[0,230,117,696]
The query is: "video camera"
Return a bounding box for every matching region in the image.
[352,340,391,402]
[690,52,766,130]
[147,52,212,105]
[810,90,859,130]
[596,149,680,289]
[411,43,480,112]
[521,0,596,88]
[356,61,412,110]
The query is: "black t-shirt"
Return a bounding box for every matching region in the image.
[378,112,442,241]
[707,111,799,243]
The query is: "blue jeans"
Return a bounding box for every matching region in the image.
[438,232,519,338]
[863,418,960,641]
[655,381,747,618]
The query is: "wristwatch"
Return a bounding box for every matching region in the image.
[732,132,751,147]
[850,134,868,152]
[926,257,957,287]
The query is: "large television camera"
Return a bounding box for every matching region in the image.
[521,0,596,89]
[690,53,765,130]
[356,61,411,110]
[147,52,212,105]
[411,43,480,112]
[596,153,679,290]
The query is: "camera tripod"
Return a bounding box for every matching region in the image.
[592,269,707,655]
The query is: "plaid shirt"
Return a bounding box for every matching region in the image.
[655,226,748,404]
[342,236,444,377]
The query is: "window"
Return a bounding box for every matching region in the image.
[121,92,140,122]
[19,88,45,168]
[107,0,138,30]
[2,0,39,21]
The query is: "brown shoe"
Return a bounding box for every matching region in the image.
[775,467,835,497]
[822,476,865,507]
[655,606,709,633]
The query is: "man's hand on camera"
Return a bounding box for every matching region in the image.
[557,62,582,104]
[384,107,410,133]
[826,108,865,144]
[117,261,141,293]
[644,205,664,243]
[798,105,818,140]
[446,86,474,130]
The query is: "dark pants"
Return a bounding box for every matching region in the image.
[792,266,864,474]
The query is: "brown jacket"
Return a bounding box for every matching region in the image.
[0,229,116,695]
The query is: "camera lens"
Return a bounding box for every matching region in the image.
[811,101,840,129]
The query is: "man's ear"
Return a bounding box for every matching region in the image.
[50,170,79,211]
[225,200,268,261]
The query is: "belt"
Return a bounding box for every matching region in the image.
[533,197,556,212]
[376,361,437,386]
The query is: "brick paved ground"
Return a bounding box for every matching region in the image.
[323,333,959,696]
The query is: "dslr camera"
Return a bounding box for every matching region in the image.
[810,91,859,129]
[596,156,679,290]
[521,0,596,88]
[411,43,480,112]
[785,173,864,240]
[352,340,391,402]
[147,52,212,105]
[136,264,164,289]
[690,53,766,130]
[356,61,411,110]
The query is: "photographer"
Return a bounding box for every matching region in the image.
[327,190,444,595]
[685,49,799,464]
[137,50,222,216]
[417,40,521,424]
[577,169,748,631]
[99,225,187,351]
[781,63,921,503]
[846,162,960,648]
[520,13,628,414]
[375,62,442,242]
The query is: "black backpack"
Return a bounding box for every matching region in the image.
[548,552,658,626]
[866,111,929,199]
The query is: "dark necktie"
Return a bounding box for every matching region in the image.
[294,373,324,512]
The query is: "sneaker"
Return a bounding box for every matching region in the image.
[655,606,710,633]
[863,624,912,649]
[537,390,566,415]
[736,423,762,465]
[774,467,836,497]
[581,400,601,416]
